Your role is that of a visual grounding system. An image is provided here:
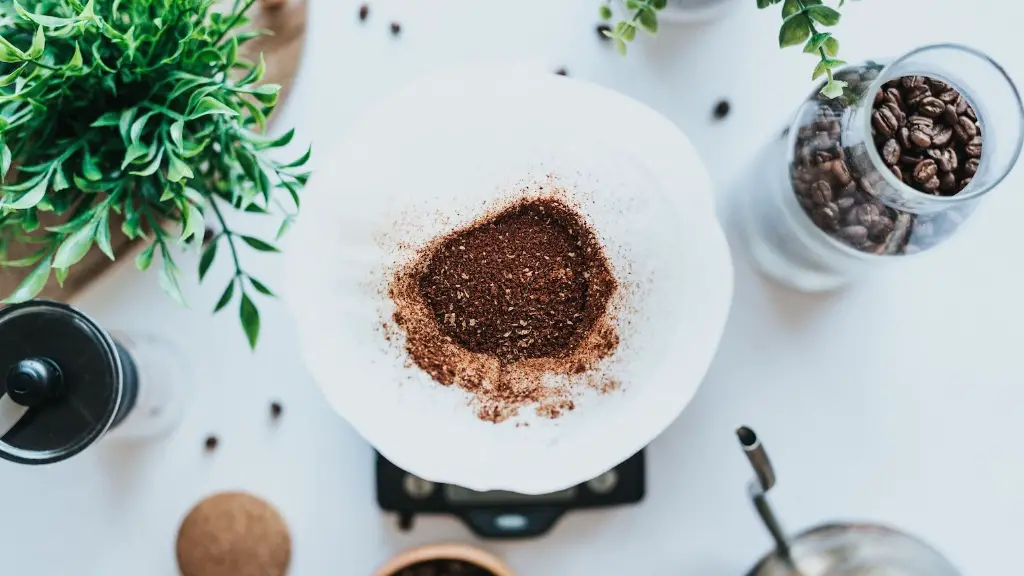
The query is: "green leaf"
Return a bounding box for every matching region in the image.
[52,164,69,191]
[820,79,848,99]
[52,219,96,269]
[239,293,260,349]
[281,145,311,169]
[249,277,275,297]
[0,143,11,180]
[0,63,27,87]
[241,236,278,252]
[781,0,801,17]
[238,53,265,86]
[118,107,138,141]
[136,242,155,270]
[199,240,217,281]
[170,120,185,151]
[599,4,613,20]
[247,84,280,106]
[0,34,25,63]
[129,147,164,176]
[812,60,827,80]
[15,2,75,27]
[54,266,68,287]
[803,32,831,54]
[91,111,121,127]
[637,9,658,35]
[157,252,187,308]
[189,96,238,120]
[7,169,51,210]
[1,248,46,267]
[80,149,102,181]
[756,0,775,8]
[166,151,194,182]
[25,27,45,60]
[276,217,293,240]
[95,210,114,260]
[823,36,840,57]
[3,255,51,303]
[180,200,205,243]
[779,14,811,48]
[129,111,156,144]
[121,142,149,169]
[214,280,235,312]
[67,42,83,67]
[79,0,96,19]
[806,5,841,26]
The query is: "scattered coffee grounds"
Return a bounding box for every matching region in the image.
[390,22,401,35]
[392,560,495,576]
[596,23,612,40]
[204,435,218,452]
[177,492,291,576]
[870,75,981,196]
[791,67,981,255]
[270,401,283,420]
[389,196,620,423]
[555,67,568,76]
[713,99,731,120]
[358,3,370,21]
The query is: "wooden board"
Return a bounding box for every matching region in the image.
[0,0,307,302]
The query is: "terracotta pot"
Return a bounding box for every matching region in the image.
[372,543,516,576]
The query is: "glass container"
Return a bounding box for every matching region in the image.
[743,44,1024,291]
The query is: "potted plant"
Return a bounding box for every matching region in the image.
[0,0,309,348]
[602,0,856,98]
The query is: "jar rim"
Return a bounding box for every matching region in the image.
[858,43,1024,206]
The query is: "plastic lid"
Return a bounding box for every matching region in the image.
[0,300,123,465]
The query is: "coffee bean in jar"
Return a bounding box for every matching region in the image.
[743,45,1024,291]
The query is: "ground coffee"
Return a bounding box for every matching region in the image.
[388,196,620,423]
[391,560,495,576]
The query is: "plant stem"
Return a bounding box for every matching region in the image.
[210,198,243,279]
[213,0,258,45]
[795,0,835,86]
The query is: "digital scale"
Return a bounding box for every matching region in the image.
[377,450,645,539]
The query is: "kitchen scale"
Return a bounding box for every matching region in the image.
[377,450,645,539]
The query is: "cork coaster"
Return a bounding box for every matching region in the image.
[176,492,292,576]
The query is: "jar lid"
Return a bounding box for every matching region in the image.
[0,300,123,464]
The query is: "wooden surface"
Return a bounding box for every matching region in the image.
[0,0,307,303]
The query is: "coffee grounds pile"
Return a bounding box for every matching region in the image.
[391,560,495,576]
[389,197,620,423]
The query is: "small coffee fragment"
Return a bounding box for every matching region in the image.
[204,435,218,452]
[270,401,283,420]
[713,99,731,120]
[555,67,568,76]
[358,4,369,21]
[390,22,401,35]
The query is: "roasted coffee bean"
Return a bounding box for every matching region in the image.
[939,172,957,192]
[839,225,869,246]
[814,131,833,150]
[869,217,894,241]
[901,75,925,89]
[965,136,983,158]
[909,128,932,148]
[855,203,881,227]
[881,139,901,165]
[873,88,885,106]
[897,127,912,149]
[937,88,960,104]
[913,159,939,183]
[837,196,856,211]
[358,4,370,21]
[900,152,926,165]
[955,116,978,141]
[810,180,833,204]
[872,109,899,138]
[942,104,959,126]
[922,176,941,192]
[960,177,973,190]
[884,88,903,108]
[929,79,951,92]
[830,160,853,185]
[931,126,953,147]
[907,115,933,129]
[919,97,945,117]
[889,164,903,181]
[964,104,978,121]
[956,95,969,114]
[812,204,840,230]
[884,102,907,127]
[906,86,932,107]
[965,157,980,176]
[859,176,876,196]
[841,180,858,196]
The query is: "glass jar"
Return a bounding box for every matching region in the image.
[743,44,1024,291]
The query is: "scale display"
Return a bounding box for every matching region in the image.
[377,450,645,539]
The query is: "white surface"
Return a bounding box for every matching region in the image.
[286,64,731,494]
[2,0,1023,574]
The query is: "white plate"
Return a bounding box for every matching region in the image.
[285,65,733,494]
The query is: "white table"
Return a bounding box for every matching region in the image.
[3,1,1022,574]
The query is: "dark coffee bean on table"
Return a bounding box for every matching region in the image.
[713,99,731,120]
[390,22,401,35]
[358,4,370,21]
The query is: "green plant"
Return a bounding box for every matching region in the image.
[601,0,858,99]
[0,0,309,348]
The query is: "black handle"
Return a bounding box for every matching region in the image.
[6,357,63,407]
